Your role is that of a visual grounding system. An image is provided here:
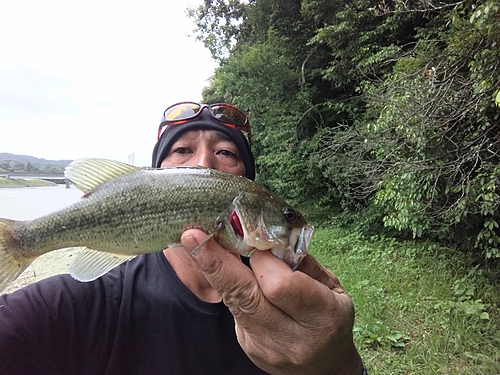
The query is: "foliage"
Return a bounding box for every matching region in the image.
[324,0,500,257]
[187,2,500,372]
[0,160,65,173]
[189,0,500,260]
[187,0,249,61]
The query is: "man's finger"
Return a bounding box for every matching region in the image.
[296,254,345,293]
[249,250,351,323]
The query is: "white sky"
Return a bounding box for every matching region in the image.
[0,0,217,167]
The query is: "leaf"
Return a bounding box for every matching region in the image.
[480,312,490,320]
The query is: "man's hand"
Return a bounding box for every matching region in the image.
[181,229,363,375]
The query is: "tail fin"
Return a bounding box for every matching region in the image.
[0,219,33,293]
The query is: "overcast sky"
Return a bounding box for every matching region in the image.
[0,0,217,167]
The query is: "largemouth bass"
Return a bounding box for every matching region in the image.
[0,158,314,293]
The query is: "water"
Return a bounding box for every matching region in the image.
[0,185,82,220]
[0,185,84,293]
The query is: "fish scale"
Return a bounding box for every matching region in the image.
[0,158,314,293]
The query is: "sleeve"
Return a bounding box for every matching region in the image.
[0,274,121,375]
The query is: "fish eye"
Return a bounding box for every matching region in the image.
[283,208,297,222]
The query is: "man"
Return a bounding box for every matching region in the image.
[0,102,366,374]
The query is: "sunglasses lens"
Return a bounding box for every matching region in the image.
[211,105,247,127]
[164,103,201,122]
[159,102,251,144]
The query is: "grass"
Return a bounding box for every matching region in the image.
[0,177,56,188]
[309,227,500,374]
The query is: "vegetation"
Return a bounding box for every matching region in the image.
[311,227,500,374]
[188,0,500,260]
[0,154,68,187]
[186,2,500,371]
[0,153,69,173]
[0,178,56,188]
[0,160,65,174]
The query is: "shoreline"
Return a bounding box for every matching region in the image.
[0,178,59,188]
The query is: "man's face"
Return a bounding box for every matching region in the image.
[160,129,246,177]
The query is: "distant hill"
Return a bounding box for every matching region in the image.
[0,153,72,167]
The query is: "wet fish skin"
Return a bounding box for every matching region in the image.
[0,159,314,293]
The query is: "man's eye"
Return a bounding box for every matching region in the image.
[217,149,237,158]
[173,147,191,154]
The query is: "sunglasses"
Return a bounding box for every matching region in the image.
[158,102,252,145]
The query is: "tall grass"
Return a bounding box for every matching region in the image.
[310,228,500,374]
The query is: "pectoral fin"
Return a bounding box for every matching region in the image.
[69,248,135,281]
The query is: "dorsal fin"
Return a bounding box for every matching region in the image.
[65,158,141,193]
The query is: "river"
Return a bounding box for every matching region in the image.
[0,185,82,220]
[0,185,84,294]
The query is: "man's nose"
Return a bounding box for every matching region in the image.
[193,152,216,169]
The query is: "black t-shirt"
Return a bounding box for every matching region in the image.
[0,252,269,375]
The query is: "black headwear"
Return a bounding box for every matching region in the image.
[151,109,255,180]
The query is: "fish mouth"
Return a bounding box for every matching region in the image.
[270,225,315,269]
[293,225,315,256]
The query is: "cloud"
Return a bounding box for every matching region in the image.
[95,99,114,107]
[0,65,82,119]
[0,0,217,167]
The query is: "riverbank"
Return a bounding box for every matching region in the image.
[0,177,57,188]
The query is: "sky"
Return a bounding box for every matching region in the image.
[0,0,217,167]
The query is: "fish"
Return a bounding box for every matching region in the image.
[0,158,315,293]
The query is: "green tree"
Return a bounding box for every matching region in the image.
[319,0,500,257]
[12,162,25,172]
[189,0,500,259]
[0,162,10,172]
[187,0,249,61]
